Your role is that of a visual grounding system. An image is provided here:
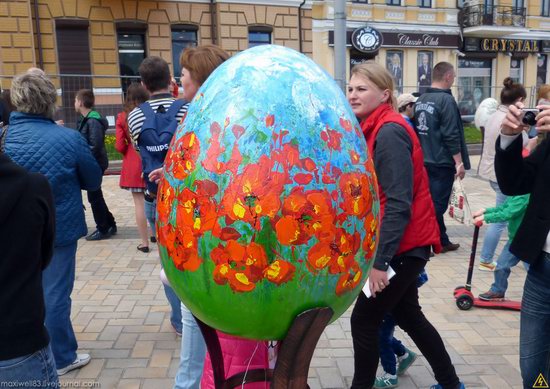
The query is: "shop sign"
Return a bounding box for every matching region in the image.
[383,33,460,48]
[328,31,459,49]
[351,26,383,53]
[480,38,539,53]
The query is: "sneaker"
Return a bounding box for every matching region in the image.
[85,229,112,241]
[478,261,497,271]
[108,225,117,235]
[150,236,157,243]
[430,382,465,389]
[478,290,505,301]
[172,323,182,337]
[56,353,91,376]
[440,242,460,253]
[374,372,398,388]
[397,350,417,375]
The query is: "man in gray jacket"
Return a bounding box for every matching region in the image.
[414,62,470,253]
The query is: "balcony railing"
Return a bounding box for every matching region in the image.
[459,5,526,28]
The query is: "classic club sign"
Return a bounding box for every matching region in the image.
[481,38,539,53]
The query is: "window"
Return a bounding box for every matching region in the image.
[386,0,400,5]
[510,58,524,84]
[457,0,465,8]
[543,0,550,16]
[249,28,271,48]
[117,33,146,92]
[172,25,198,79]
[537,55,548,87]
[418,0,431,7]
[351,0,368,2]
[513,0,525,13]
[457,58,493,116]
[417,51,433,95]
[386,51,403,93]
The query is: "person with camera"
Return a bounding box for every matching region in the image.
[497,99,550,388]
[477,78,527,273]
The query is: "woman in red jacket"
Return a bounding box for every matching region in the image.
[115,84,150,252]
[347,61,463,389]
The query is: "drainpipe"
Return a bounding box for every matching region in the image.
[298,0,306,53]
[210,0,217,45]
[33,0,44,69]
[334,0,347,92]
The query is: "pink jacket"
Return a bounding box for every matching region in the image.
[201,332,275,389]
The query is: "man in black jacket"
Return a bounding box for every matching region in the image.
[0,152,59,385]
[497,101,550,389]
[75,89,117,241]
[414,62,470,253]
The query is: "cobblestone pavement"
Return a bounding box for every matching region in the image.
[61,156,526,389]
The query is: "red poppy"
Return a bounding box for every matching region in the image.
[176,188,219,236]
[264,259,296,285]
[271,143,301,172]
[349,150,361,164]
[321,127,343,151]
[362,213,378,259]
[275,188,335,246]
[202,121,242,177]
[157,178,175,224]
[340,118,352,132]
[158,224,202,272]
[211,240,269,292]
[306,228,359,274]
[220,155,286,229]
[265,114,275,128]
[165,132,200,180]
[339,172,373,218]
[335,262,363,296]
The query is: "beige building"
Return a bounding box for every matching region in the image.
[0,0,312,126]
[312,0,550,113]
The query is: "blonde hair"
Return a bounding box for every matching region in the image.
[351,61,397,110]
[11,72,57,119]
[537,84,550,102]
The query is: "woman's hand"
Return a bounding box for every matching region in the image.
[148,168,164,184]
[501,101,529,136]
[369,268,389,298]
[535,105,550,133]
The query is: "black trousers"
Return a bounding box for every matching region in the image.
[425,165,455,246]
[87,187,115,233]
[350,256,459,389]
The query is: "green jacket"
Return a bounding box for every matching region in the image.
[484,194,530,241]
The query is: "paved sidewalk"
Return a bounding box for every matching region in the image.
[61,156,525,389]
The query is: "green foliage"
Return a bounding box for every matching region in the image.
[105,134,121,161]
[463,124,482,144]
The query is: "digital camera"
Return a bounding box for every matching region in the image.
[522,108,541,126]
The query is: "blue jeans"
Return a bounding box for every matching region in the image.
[174,303,207,389]
[520,252,550,389]
[0,345,59,387]
[480,181,507,264]
[490,241,522,295]
[145,197,182,332]
[378,315,406,375]
[144,197,156,239]
[43,243,78,369]
[425,165,456,246]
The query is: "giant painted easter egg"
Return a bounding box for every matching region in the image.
[157,45,379,340]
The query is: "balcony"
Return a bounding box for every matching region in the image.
[458,5,529,37]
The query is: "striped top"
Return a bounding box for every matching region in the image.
[128,94,188,149]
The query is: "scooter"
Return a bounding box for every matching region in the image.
[453,225,521,311]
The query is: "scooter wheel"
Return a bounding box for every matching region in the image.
[456,295,473,310]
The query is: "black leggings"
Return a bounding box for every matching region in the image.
[350,256,459,389]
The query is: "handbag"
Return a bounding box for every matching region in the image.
[448,177,472,225]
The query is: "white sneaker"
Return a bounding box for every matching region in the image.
[57,353,91,376]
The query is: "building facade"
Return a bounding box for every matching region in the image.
[0,0,312,126]
[312,0,550,114]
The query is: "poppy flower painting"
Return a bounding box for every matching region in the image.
[156,45,380,340]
